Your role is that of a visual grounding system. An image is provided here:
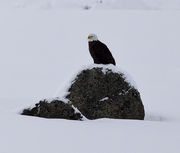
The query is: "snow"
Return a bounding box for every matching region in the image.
[0,1,180,153]
[71,105,88,121]
[100,97,109,101]
[0,0,180,10]
[45,97,70,104]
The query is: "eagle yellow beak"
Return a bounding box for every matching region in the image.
[88,36,93,39]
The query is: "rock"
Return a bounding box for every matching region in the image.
[21,99,83,120]
[21,64,145,120]
[66,65,145,120]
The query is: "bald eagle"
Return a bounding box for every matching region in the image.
[88,34,116,65]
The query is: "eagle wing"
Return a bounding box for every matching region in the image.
[92,41,116,65]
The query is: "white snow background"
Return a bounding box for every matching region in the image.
[0,0,180,153]
[1,0,180,10]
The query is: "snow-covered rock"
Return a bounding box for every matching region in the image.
[66,65,145,120]
[22,64,144,120]
[22,99,83,120]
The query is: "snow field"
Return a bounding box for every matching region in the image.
[0,8,180,153]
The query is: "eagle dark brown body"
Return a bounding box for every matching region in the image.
[88,40,116,65]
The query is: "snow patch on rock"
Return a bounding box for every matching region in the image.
[72,105,88,121]
[53,64,138,98]
[100,97,109,102]
[81,64,138,89]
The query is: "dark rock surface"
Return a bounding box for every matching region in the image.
[22,65,145,120]
[66,67,145,120]
[22,99,83,120]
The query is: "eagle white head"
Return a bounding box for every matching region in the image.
[88,34,98,42]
